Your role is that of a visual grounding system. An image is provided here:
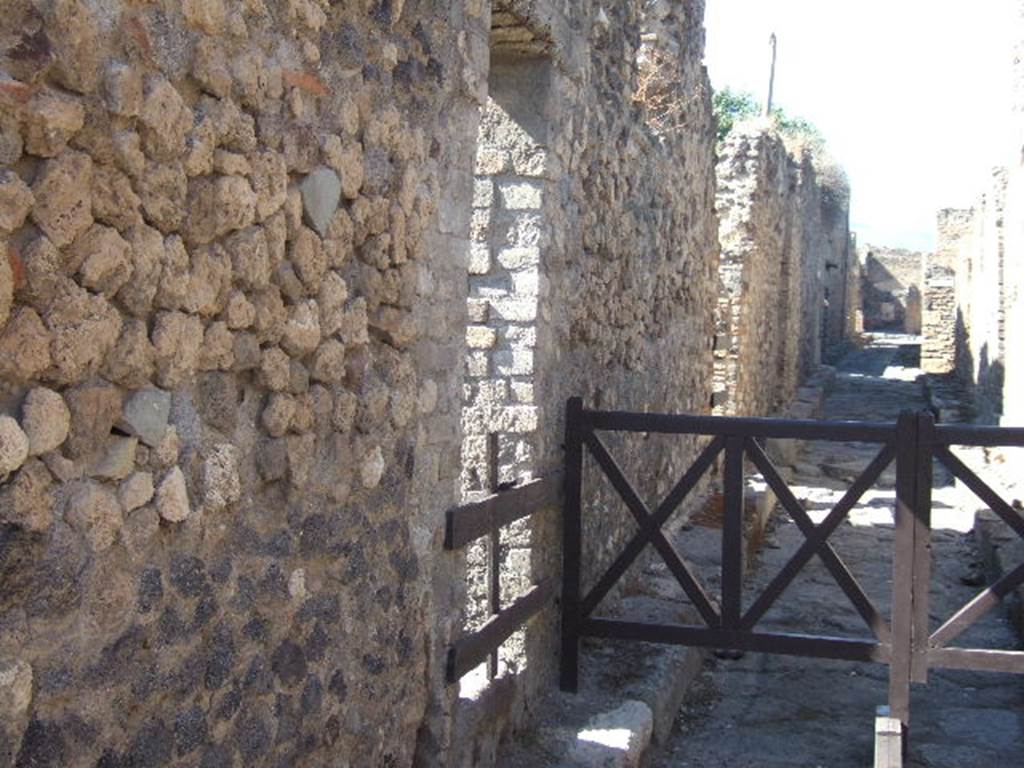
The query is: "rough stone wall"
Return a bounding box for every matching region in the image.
[860,246,925,333]
[0,1,722,767]
[924,175,1008,421]
[712,123,852,418]
[923,209,972,374]
[1004,0,1024,427]
[451,1,721,761]
[0,2,487,766]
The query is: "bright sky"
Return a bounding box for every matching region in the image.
[704,0,1020,252]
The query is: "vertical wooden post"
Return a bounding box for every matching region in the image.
[889,411,919,745]
[487,432,501,679]
[911,411,934,684]
[722,436,745,631]
[560,397,584,692]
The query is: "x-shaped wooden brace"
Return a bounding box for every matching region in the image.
[744,438,895,643]
[930,446,1024,648]
[581,431,724,627]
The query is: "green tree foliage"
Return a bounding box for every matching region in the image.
[712,86,825,148]
[712,87,759,143]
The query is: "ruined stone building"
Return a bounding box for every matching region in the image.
[0,1,858,766]
[860,245,924,334]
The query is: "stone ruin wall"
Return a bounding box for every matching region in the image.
[924,173,1008,423]
[453,1,721,761]
[713,123,853,418]
[860,245,925,334]
[0,1,721,767]
[922,208,971,375]
[1004,0,1024,428]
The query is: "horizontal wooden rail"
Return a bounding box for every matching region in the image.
[927,647,1024,675]
[582,408,896,443]
[446,580,555,683]
[580,618,890,664]
[934,424,1024,447]
[444,471,563,551]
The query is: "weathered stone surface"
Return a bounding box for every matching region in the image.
[152,312,203,387]
[71,224,133,297]
[0,170,34,233]
[65,383,123,459]
[281,299,322,357]
[184,175,258,245]
[300,166,341,237]
[89,436,138,481]
[119,471,154,513]
[21,387,71,456]
[64,481,123,551]
[0,416,30,477]
[202,444,241,512]
[119,388,172,448]
[30,151,93,248]
[45,284,123,385]
[156,466,190,523]
[23,89,86,158]
[0,458,54,532]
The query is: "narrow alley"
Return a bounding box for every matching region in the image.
[654,335,1024,767]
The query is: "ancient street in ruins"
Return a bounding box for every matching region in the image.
[653,335,1024,767]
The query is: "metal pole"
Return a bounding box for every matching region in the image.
[764,32,778,117]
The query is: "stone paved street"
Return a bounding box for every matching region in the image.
[654,336,1024,767]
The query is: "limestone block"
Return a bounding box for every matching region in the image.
[156,466,191,523]
[23,89,85,158]
[312,339,346,384]
[192,39,233,99]
[489,299,537,322]
[89,436,138,481]
[466,326,497,349]
[282,300,322,357]
[569,700,654,768]
[136,161,188,234]
[263,393,296,437]
[21,387,71,456]
[103,319,157,388]
[0,458,54,532]
[119,388,172,448]
[291,227,328,291]
[45,284,123,384]
[184,175,258,245]
[360,445,385,489]
[499,181,543,210]
[117,226,164,317]
[300,166,342,237]
[65,383,123,459]
[250,151,288,220]
[0,659,32,747]
[318,271,349,336]
[0,169,34,233]
[30,150,93,247]
[152,311,203,387]
[119,471,154,512]
[202,444,241,512]
[468,243,491,275]
[65,481,123,551]
[139,77,191,160]
[494,349,534,377]
[199,321,235,371]
[370,307,417,349]
[72,224,133,297]
[497,246,540,270]
[260,347,291,392]
[103,62,143,118]
[91,164,143,231]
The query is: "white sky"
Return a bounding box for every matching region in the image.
[704,0,1019,252]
